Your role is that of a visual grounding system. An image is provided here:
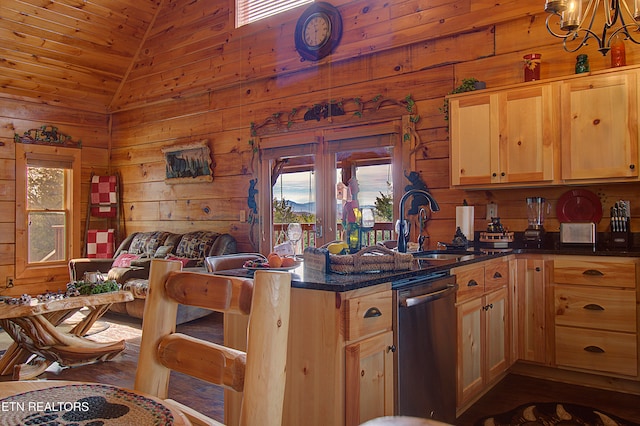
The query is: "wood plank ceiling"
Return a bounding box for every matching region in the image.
[0,0,161,113]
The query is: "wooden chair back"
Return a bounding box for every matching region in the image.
[135,259,291,426]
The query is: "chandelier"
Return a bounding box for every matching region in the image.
[544,0,640,55]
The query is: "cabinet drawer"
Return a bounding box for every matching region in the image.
[344,291,392,341]
[555,326,638,377]
[455,267,485,302]
[485,262,509,292]
[554,285,636,333]
[553,258,637,288]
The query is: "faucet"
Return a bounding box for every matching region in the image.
[397,189,440,253]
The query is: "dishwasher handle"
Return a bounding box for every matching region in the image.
[400,284,458,308]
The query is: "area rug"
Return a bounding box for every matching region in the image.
[475,402,640,426]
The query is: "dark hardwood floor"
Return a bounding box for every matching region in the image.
[13,312,640,425]
[456,373,640,425]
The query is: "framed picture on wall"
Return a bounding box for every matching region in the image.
[162,140,214,184]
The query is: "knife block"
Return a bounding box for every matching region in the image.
[610,230,631,249]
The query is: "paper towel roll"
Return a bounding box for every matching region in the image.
[456,206,474,241]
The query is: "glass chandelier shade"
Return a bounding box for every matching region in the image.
[544,0,640,55]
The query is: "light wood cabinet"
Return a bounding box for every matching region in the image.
[449,67,640,189]
[227,284,394,426]
[449,84,556,188]
[560,71,639,181]
[454,259,510,411]
[552,256,639,379]
[345,331,394,425]
[344,290,394,426]
[514,257,550,364]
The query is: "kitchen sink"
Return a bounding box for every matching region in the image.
[417,253,463,260]
[412,250,479,262]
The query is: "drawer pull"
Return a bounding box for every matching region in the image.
[387,345,396,353]
[583,303,604,311]
[467,279,478,287]
[364,307,382,318]
[584,345,605,353]
[582,269,604,276]
[493,272,502,279]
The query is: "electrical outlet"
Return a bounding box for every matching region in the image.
[6,277,14,288]
[486,203,498,220]
[239,210,246,223]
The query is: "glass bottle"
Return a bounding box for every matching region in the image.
[575,54,589,74]
[610,34,626,67]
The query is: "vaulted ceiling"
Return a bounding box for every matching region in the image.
[0,0,161,113]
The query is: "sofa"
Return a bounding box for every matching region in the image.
[69,230,236,323]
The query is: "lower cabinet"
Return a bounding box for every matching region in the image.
[345,331,394,425]
[454,258,510,412]
[552,256,639,379]
[514,257,550,364]
[225,284,394,426]
[457,287,508,409]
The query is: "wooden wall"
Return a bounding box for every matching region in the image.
[110,0,640,254]
[0,97,110,295]
[2,0,640,295]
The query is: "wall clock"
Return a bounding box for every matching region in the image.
[294,2,343,61]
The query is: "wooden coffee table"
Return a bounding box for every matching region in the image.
[0,291,134,380]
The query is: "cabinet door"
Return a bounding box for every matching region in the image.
[450,93,497,186]
[345,331,394,426]
[456,297,484,406]
[561,72,639,180]
[485,287,509,383]
[499,85,555,184]
[516,258,548,363]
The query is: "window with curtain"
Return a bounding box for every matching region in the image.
[15,143,81,278]
[236,0,313,27]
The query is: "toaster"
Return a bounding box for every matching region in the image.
[560,222,596,245]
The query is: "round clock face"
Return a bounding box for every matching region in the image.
[295,2,342,61]
[303,13,331,50]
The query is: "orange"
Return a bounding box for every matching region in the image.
[281,257,295,267]
[268,253,283,268]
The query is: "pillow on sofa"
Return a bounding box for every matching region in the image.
[154,245,174,258]
[112,253,141,268]
[175,231,219,266]
[128,231,173,256]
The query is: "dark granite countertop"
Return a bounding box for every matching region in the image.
[214,239,640,293]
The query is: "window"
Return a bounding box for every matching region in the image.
[236,0,313,27]
[259,121,407,254]
[15,143,81,278]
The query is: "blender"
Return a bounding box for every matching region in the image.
[524,197,549,248]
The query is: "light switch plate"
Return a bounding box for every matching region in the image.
[486,203,498,220]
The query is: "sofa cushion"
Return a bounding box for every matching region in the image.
[175,231,220,265]
[154,245,174,258]
[128,231,173,256]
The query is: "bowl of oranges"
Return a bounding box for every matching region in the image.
[242,253,301,271]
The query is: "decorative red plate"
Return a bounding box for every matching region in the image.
[556,189,603,223]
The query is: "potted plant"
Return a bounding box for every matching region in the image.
[441,77,484,122]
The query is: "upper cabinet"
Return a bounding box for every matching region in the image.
[560,71,638,181]
[449,66,640,189]
[450,84,556,188]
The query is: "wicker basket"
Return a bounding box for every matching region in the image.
[329,245,414,274]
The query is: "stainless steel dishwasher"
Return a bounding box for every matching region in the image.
[392,272,458,424]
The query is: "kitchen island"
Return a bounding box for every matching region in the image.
[217,244,640,425]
